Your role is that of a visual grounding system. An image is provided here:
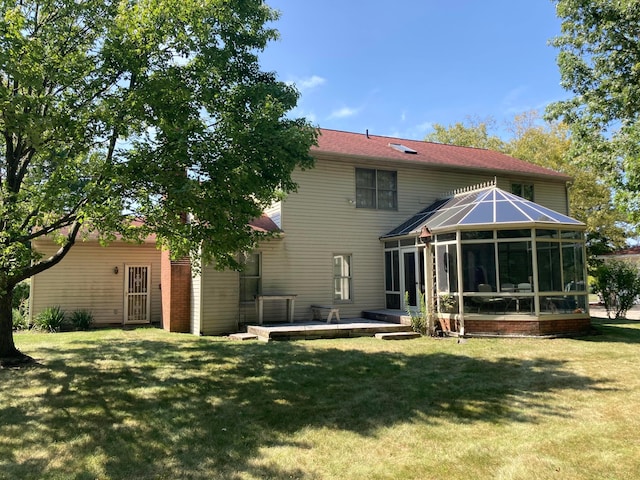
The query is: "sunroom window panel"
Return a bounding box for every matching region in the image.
[462,243,496,292]
[537,242,562,291]
[563,243,586,290]
[498,242,533,289]
[436,245,458,293]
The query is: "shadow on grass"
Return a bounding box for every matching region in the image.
[582,317,640,344]
[0,336,610,479]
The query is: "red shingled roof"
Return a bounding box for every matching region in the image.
[602,246,640,256]
[249,214,280,233]
[312,128,571,180]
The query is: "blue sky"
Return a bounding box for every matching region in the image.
[260,0,568,140]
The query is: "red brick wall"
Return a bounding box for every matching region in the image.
[462,317,591,336]
[161,250,191,333]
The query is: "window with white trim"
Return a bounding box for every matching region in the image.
[333,254,352,301]
[511,183,534,201]
[356,168,397,209]
[239,253,261,303]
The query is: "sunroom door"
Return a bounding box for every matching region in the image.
[401,247,425,311]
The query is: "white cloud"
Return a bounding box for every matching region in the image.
[299,75,326,90]
[287,106,317,123]
[287,75,326,92]
[328,106,359,119]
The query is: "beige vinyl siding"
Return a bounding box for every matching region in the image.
[30,240,161,325]
[528,181,568,214]
[262,158,571,320]
[199,263,239,335]
[192,156,570,327]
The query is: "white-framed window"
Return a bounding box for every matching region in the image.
[511,183,534,201]
[239,252,261,303]
[355,168,397,209]
[333,254,352,302]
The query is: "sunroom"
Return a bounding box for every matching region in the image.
[382,182,591,337]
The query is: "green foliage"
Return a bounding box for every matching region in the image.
[11,281,29,310]
[404,291,436,336]
[0,0,317,356]
[593,260,640,320]
[547,0,640,223]
[12,308,27,330]
[69,310,94,331]
[425,116,505,150]
[34,306,66,333]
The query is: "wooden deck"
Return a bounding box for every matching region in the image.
[245,318,413,342]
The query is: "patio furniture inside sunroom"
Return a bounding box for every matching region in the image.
[382,182,590,336]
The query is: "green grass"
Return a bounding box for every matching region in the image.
[1,318,639,480]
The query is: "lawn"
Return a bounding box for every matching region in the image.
[1,318,639,480]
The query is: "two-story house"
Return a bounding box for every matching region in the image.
[31,128,590,336]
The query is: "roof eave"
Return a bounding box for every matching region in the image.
[311,150,572,183]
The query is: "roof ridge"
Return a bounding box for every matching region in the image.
[318,127,495,152]
[439,178,497,199]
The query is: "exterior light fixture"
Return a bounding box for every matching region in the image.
[419,226,432,245]
[114,266,119,274]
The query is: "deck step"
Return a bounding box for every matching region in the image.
[229,332,259,341]
[362,310,412,325]
[375,331,421,340]
[246,319,412,341]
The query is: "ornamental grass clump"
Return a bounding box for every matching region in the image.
[34,306,66,332]
[69,310,94,331]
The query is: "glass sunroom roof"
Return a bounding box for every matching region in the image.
[383,185,584,238]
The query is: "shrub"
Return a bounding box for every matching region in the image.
[70,310,94,331]
[12,281,30,310]
[593,259,640,320]
[34,306,66,332]
[12,308,28,330]
[405,291,436,335]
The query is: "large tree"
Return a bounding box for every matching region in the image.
[425,112,630,260]
[506,111,629,261]
[425,116,505,151]
[546,0,640,224]
[0,0,317,360]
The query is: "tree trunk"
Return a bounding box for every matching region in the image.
[0,284,21,359]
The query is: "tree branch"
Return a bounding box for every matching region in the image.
[14,220,83,283]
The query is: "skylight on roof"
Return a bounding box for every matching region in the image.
[389,143,417,154]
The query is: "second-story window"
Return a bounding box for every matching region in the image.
[511,183,534,201]
[355,168,397,210]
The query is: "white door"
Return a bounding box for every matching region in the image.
[124,265,151,324]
